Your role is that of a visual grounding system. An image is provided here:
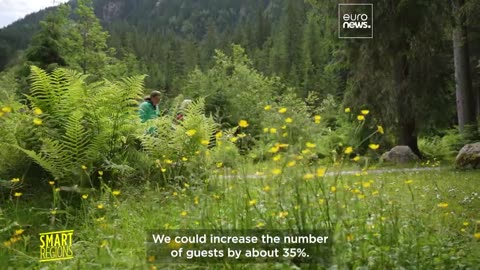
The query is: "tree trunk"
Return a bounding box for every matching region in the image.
[476,86,480,118]
[452,0,476,133]
[398,117,422,158]
[394,54,422,158]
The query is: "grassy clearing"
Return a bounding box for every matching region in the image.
[1,167,479,269]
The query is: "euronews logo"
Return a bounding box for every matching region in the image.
[338,3,373,39]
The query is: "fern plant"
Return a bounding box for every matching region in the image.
[10,66,145,186]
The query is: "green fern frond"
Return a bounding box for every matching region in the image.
[8,143,63,179]
[61,111,90,164]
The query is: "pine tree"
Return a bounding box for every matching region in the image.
[452,0,476,134]
[71,0,112,75]
[26,4,71,70]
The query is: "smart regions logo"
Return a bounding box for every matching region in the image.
[338,3,373,39]
[39,230,74,262]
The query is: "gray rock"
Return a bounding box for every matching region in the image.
[455,142,480,169]
[380,145,419,164]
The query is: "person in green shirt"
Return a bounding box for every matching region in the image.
[139,91,161,123]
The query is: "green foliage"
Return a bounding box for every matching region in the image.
[0,93,33,178]
[8,66,145,185]
[140,98,233,185]
[25,4,71,70]
[418,129,466,160]
[70,0,113,76]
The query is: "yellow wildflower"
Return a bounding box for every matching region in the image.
[285,117,293,123]
[362,182,371,188]
[264,105,272,111]
[262,185,271,192]
[369,144,380,150]
[256,222,265,228]
[272,168,282,175]
[272,155,281,162]
[112,190,121,196]
[230,137,238,143]
[82,194,88,199]
[238,133,246,138]
[1,106,12,113]
[330,186,337,193]
[357,115,365,121]
[34,108,43,115]
[437,202,448,208]
[353,156,360,162]
[14,192,22,197]
[98,171,104,176]
[303,173,314,180]
[238,120,249,128]
[316,168,326,177]
[314,115,321,123]
[180,211,187,217]
[405,179,413,184]
[269,146,280,153]
[248,199,257,206]
[474,233,480,239]
[201,139,209,145]
[269,128,277,134]
[182,157,188,161]
[164,159,173,164]
[81,165,87,170]
[463,222,469,226]
[306,142,316,148]
[48,181,54,185]
[14,229,24,236]
[278,211,289,218]
[377,125,384,134]
[161,168,167,173]
[344,147,353,154]
[216,162,223,168]
[263,127,269,133]
[33,118,43,125]
[287,161,296,167]
[278,108,287,114]
[361,110,370,115]
[97,204,104,209]
[344,107,351,113]
[185,129,197,137]
[11,178,20,183]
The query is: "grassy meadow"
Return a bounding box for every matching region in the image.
[1,52,480,270]
[2,163,480,269]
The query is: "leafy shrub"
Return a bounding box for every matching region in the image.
[6,66,145,186]
[140,98,240,185]
[418,128,466,160]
